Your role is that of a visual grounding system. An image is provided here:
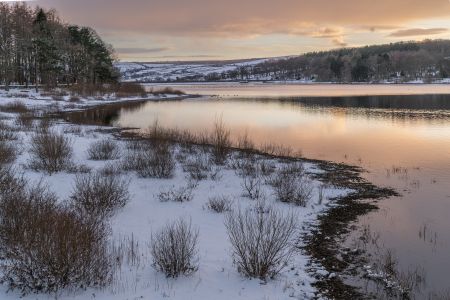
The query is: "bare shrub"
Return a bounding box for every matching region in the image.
[183,152,211,180]
[70,173,130,221]
[206,196,232,213]
[0,167,26,197]
[269,163,313,207]
[28,130,73,174]
[123,140,174,178]
[115,82,147,98]
[211,116,231,165]
[15,112,35,129]
[0,101,28,113]
[0,142,18,165]
[231,156,259,178]
[69,95,81,102]
[99,162,123,176]
[150,219,199,278]
[0,122,18,141]
[0,179,111,294]
[150,87,185,96]
[87,139,120,160]
[158,181,197,203]
[242,176,263,200]
[225,208,297,279]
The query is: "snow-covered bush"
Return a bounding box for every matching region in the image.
[269,163,313,207]
[206,196,232,213]
[28,130,73,174]
[150,219,199,277]
[225,208,297,279]
[0,176,111,294]
[70,173,130,221]
[123,139,174,178]
[87,139,120,160]
[183,152,211,181]
[0,121,18,141]
[241,175,263,200]
[157,181,197,203]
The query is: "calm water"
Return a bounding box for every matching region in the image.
[77,84,450,298]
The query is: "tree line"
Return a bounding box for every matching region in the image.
[0,2,118,90]
[205,40,450,83]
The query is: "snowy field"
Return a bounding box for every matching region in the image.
[117,59,269,82]
[0,90,351,300]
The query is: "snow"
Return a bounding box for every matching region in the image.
[117,59,270,82]
[0,90,351,299]
[0,88,185,112]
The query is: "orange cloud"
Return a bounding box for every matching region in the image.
[389,28,448,37]
[37,0,450,37]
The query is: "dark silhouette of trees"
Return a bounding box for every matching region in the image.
[0,2,118,90]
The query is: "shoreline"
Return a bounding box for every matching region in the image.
[60,100,400,299]
[0,89,398,299]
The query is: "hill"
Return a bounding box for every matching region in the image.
[118,40,450,83]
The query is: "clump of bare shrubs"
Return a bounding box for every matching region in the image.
[0,101,28,113]
[211,117,231,165]
[206,196,232,213]
[87,139,120,160]
[28,130,73,174]
[183,152,211,180]
[69,83,147,98]
[123,139,175,178]
[15,112,35,129]
[70,173,130,222]
[150,87,185,96]
[0,122,18,141]
[0,170,111,294]
[150,219,199,278]
[158,181,197,203]
[225,208,297,279]
[242,176,264,200]
[269,163,313,207]
[0,141,18,165]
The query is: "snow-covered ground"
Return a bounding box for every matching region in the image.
[0,89,351,299]
[117,59,269,82]
[0,88,185,112]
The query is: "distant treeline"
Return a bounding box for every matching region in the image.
[0,2,118,90]
[207,40,450,82]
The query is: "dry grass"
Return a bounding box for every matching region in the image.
[0,101,28,113]
[150,219,199,278]
[150,87,185,96]
[69,82,147,98]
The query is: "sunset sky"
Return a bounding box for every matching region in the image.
[30,0,450,61]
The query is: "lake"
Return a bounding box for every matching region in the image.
[76,83,450,298]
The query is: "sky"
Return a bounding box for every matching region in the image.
[12,0,450,61]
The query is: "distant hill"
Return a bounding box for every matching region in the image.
[118,40,450,83]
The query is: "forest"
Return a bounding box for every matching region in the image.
[0,2,118,90]
[205,40,450,82]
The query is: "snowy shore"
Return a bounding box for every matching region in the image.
[0,89,352,300]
